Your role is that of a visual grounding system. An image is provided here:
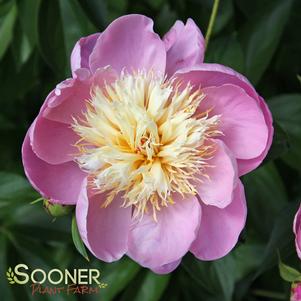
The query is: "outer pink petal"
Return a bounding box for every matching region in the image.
[127,194,201,269]
[237,96,273,175]
[151,259,181,274]
[76,190,132,262]
[71,33,100,75]
[31,69,117,164]
[293,204,301,259]
[42,77,91,125]
[22,122,86,205]
[31,117,79,164]
[190,180,247,260]
[163,19,205,77]
[89,14,166,74]
[175,64,274,175]
[201,84,268,160]
[42,68,117,125]
[196,139,237,208]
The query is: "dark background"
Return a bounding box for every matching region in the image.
[0,0,301,300]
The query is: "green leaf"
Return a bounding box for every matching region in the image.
[37,0,66,76]
[279,260,301,283]
[205,33,245,73]
[0,1,17,60]
[11,21,33,70]
[99,257,141,301]
[78,0,107,29]
[238,0,293,84]
[243,162,288,239]
[71,213,89,261]
[59,0,96,59]
[182,253,236,301]
[121,270,170,301]
[0,172,37,203]
[255,200,299,277]
[263,122,289,163]
[17,0,41,47]
[268,94,301,169]
[232,243,266,281]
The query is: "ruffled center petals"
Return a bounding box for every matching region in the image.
[127,194,201,269]
[71,71,220,219]
[89,14,166,75]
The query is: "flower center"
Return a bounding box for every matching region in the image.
[72,71,221,220]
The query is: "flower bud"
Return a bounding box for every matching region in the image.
[43,200,73,217]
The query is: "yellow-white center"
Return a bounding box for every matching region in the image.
[72,71,221,220]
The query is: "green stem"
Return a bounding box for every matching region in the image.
[30,197,44,205]
[252,289,286,300]
[205,0,220,48]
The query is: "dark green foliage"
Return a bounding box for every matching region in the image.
[0,0,300,300]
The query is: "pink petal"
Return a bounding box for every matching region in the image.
[293,204,301,259]
[42,78,90,125]
[76,189,132,262]
[151,259,181,274]
[163,19,205,77]
[22,122,86,205]
[196,139,237,208]
[201,84,269,160]
[31,117,78,164]
[89,14,166,74]
[237,96,274,175]
[71,33,100,75]
[42,68,117,125]
[127,194,201,269]
[190,180,247,260]
[175,64,274,175]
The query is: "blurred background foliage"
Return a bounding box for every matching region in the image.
[0,0,301,300]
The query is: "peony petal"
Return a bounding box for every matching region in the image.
[128,194,201,269]
[190,180,247,260]
[89,14,166,74]
[175,64,273,175]
[31,117,78,164]
[76,190,132,262]
[151,259,181,274]
[237,96,274,175]
[71,33,100,75]
[42,78,90,125]
[42,68,117,125]
[293,205,301,259]
[163,19,205,77]
[22,122,86,205]
[196,139,237,208]
[201,84,269,160]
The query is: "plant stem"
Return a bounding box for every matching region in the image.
[205,0,220,48]
[252,289,286,300]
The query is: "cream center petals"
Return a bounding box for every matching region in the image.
[72,71,221,219]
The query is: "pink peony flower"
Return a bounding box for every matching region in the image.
[22,14,273,273]
[294,204,301,260]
